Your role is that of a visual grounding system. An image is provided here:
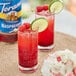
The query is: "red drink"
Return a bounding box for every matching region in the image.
[36,6,54,50]
[18,24,38,72]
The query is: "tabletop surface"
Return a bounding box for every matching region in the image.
[0,32,76,76]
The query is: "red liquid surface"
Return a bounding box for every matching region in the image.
[18,31,38,68]
[36,12,54,47]
[0,33,17,43]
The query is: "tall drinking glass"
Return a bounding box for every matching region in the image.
[36,10,55,50]
[18,29,38,73]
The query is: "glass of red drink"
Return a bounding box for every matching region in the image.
[18,24,38,73]
[36,5,55,51]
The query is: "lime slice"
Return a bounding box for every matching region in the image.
[49,0,64,14]
[31,18,48,32]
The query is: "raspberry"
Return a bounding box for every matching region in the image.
[18,25,26,32]
[43,5,49,11]
[36,6,43,12]
[18,23,30,32]
[23,23,30,29]
[57,56,62,62]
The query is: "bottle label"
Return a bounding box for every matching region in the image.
[0,0,21,34]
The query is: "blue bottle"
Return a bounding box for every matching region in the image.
[0,0,22,42]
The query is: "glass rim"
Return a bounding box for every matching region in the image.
[18,30,38,34]
[35,11,55,16]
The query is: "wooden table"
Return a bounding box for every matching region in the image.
[0,32,76,76]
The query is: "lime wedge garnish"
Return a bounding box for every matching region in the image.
[31,18,48,32]
[49,0,64,14]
